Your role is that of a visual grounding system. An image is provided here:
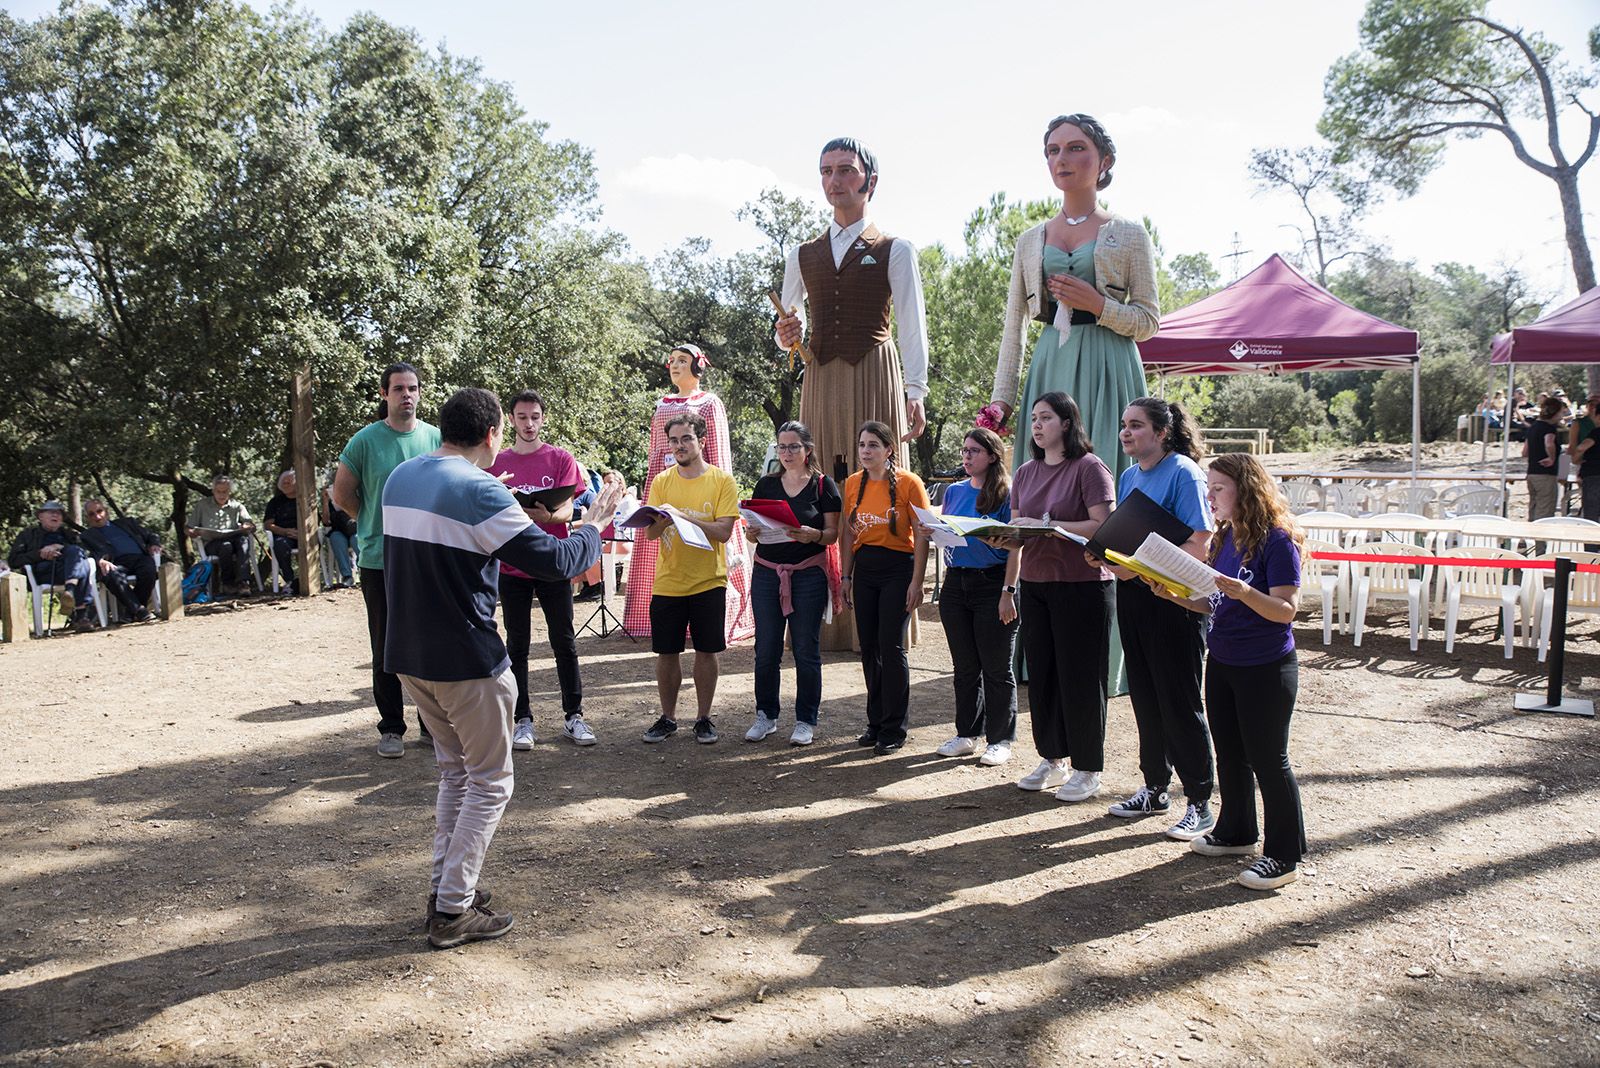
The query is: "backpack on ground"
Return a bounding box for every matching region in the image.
[182,559,214,604]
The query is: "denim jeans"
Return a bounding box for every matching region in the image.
[31,547,96,609]
[326,529,355,582]
[752,563,828,725]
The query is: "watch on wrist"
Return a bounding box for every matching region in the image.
[1003,584,1017,594]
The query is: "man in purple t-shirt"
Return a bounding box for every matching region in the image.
[487,389,595,749]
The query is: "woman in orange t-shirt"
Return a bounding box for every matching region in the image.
[839,420,930,754]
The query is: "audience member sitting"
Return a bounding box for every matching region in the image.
[263,470,302,595]
[1509,387,1535,441]
[80,498,160,622]
[185,474,257,593]
[321,479,357,588]
[7,500,98,631]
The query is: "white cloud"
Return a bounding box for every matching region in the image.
[601,154,820,258]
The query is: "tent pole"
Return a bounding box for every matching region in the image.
[1501,362,1513,517]
[1411,357,1421,486]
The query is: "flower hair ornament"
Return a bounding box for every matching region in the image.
[975,402,1012,437]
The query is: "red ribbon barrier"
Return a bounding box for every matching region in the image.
[1309,551,1600,573]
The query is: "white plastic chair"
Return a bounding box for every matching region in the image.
[24,562,108,636]
[1443,487,1504,518]
[1346,543,1433,650]
[1439,547,1524,658]
[1298,511,1362,548]
[1534,551,1600,662]
[1530,515,1600,555]
[1377,485,1437,517]
[1324,484,1372,517]
[95,551,163,622]
[190,532,263,594]
[1280,479,1324,515]
[1301,539,1347,643]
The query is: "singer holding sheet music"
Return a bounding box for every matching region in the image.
[1099,397,1217,840]
[997,393,1116,800]
[487,389,595,749]
[927,427,1018,768]
[742,422,841,747]
[1145,454,1306,891]
[840,421,930,755]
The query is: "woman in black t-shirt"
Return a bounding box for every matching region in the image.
[743,421,841,746]
[1524,396,1564,520]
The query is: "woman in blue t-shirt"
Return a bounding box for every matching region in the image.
[1097,397,1217,841]
[927,427,1018,766]
[1146,453,1306,891]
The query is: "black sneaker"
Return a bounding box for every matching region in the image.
[642,716,679,743]
[1189,833,1257,857]
[873,739,903,755]
[856,731,880,748]
[1239,856,1299,891]
[1107,785,1171,819]
[1164,801,1216,841]
[693,718,719,744]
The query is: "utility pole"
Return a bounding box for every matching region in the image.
[1222,231,1252,282]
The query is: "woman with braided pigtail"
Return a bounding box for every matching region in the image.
[838,421,929,755]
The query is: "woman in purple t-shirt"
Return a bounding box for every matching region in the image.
[1147,452,1306,891]
[989,392,1116,801]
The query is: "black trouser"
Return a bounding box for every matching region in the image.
[1206,653,1305,866]
[204,533,251,585]
[1117,579,1213,802]
[362,567,411,737]
[938,565,1017,745]
[271,534,298,592]
[104,552,158,615]
[499,572,583,723]
[854,546,914,745]
[1022,578,1113,768]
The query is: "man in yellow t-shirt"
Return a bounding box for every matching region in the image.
[639,412,739,745]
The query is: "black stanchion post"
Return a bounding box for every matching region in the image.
[1515,555,1595,717]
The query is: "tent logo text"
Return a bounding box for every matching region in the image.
[1228,340,1285,359]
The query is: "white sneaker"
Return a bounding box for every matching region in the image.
[977,743,1012,767]
[745,716,778,742]
[562,715,597,746]
[512,721,535,751]
[1054,769,1102,802]
[936,735,980,758]
[1016,759,1068,792]
[790,722,814,746]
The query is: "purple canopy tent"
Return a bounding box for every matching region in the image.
[1140,254,1422,476]
[1486,286,1600,508]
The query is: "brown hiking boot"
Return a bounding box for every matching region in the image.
[428,904,513,949]
[425,887,491,923]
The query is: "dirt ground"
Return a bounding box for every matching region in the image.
[4,510,1600,1065]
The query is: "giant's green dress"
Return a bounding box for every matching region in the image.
[1021,243,1146,696]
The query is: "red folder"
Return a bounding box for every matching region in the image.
[739,498,802,527]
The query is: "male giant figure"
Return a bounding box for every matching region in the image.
[775,137,930,648]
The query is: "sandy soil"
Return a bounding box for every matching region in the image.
[2,575,1599,1067]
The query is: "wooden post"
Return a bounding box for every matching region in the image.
[158,560,184,621]
[291,363,322,596]
[1,571,28,642]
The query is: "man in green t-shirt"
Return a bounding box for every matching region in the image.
[332,362,443,757]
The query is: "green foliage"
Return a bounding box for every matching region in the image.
[1164,253,1221,311]
[1328,389,1365,443]
[1372,351,1479,442]
[1208,375,1332,451]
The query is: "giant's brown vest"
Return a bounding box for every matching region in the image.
[797,225,896,365]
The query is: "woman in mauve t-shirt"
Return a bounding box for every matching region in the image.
[994,392,1115,801]
[1145,452,1306,892]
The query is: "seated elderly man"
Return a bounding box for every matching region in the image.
[185,473,258,594]
[81,498,161,622]
[7,500,98,632]
[262,470,303,595]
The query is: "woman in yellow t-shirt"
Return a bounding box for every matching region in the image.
[839,420,930,754]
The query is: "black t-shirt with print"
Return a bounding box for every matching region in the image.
[752,473,842,565]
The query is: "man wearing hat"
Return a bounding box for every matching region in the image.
[6,500,98,631]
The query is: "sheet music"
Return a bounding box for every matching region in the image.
[1133,533,1224,598]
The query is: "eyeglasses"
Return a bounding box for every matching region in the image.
[960,447,989,457]
[775,443,806,453]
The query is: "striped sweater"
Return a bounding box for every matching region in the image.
[381,454,600,681]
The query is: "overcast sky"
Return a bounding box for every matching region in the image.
[12,0,1598,303]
